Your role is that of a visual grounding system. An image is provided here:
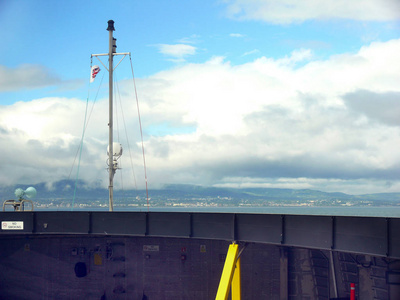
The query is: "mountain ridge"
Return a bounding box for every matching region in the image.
[1,180,399,204]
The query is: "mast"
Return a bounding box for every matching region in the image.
[91,21,129,212]
[107,20,115,212]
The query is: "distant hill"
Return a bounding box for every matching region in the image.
[1,181,400,205]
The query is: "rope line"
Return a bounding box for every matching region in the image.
[67,69,105,182]
[130,54,150,211]
[71,58,92,210]
[70,59,105,210]
[113,74,125,202]
[71,98,89,211]
[115,76,139,194]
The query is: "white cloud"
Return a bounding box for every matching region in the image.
[223,0,400,24]
[178,35,201,44]
[0,96,145,188]
[139,38,400,192]
[242,49,260,57]
[0,64,61,92]
[276,48,313,65]
[156,44,197,59]
[1,39,400,194]
[229,33,245,38]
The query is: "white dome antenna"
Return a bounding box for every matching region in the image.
[3,187,36,212]
[14,187,37,201]
[107,142,123,158]
[107,142,123,172]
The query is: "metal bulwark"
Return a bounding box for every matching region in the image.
[0,211,399,259]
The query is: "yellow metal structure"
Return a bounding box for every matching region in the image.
[231,257,241,299]
[215,243,241,300]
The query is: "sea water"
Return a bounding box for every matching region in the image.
[141,206,400,217]
[96,205,400,217]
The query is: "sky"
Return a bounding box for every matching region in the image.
[0,0,400,195]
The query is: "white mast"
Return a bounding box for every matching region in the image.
[92,20,130,212]
[107,20,115,212]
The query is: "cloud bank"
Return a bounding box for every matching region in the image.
[1,39,399,194]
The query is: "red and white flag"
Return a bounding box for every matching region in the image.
[90,65,100,82]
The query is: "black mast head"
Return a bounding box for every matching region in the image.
[107,20,115,31]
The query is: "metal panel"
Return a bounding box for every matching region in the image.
[147,212,190,237]
[91,212,146,235]
[335,217,387,256]
[35,212,90,234]
[390,218,400,258]
[0,211,399,258]
[285,215,332,249]
[236,214,281,244]
[0,212,34,234]
[192,213,234,240]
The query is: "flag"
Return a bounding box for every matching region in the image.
[90,65,100,83]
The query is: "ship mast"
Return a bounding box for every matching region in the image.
[107,20,115,212]
[92,20,130,211]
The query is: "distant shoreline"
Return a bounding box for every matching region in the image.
[30,205,400,218]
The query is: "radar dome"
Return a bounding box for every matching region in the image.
[15,188,24,199]
[14,187,37,200]
[25,187,37,198]
[107,142,123,157]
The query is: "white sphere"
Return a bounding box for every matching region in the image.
[25,187,37,198]
[107,142,123,156]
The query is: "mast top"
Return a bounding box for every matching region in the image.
[107,20,115,31]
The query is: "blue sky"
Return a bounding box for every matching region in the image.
[1,0,400,195]
[2,1,398,88]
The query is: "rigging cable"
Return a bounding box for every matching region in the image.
[71,70,91,211]
[67,68,105,181]
[70,59,105,210]
[129,54,150,211]
[114,75,140,198]
[71,101,88,211]
[113,74,123,195]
